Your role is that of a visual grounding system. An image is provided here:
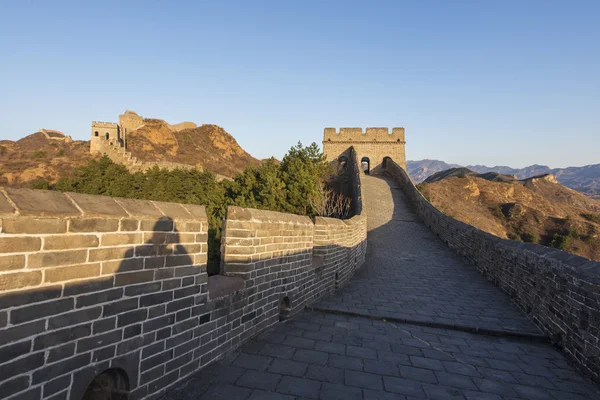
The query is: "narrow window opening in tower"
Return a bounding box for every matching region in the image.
[94,131,99,137]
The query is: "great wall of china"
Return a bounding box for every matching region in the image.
[0,144,366,399]
[0,128,599,399]
[90,111,201,174]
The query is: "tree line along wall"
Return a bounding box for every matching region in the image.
[384,158,600,383]
[0,148,366,400]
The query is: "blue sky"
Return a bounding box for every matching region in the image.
[0,1,598,168]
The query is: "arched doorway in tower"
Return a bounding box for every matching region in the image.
[383,156,392,168]
[361,157,370,174]
[338,156,348,171]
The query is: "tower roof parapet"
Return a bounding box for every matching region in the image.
[323,127,405,142]
[92,121,119,128]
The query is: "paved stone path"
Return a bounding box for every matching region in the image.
[315,174,540,336]
[164,174,600,399]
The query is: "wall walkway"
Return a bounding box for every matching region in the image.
[385,159,600,384]
[315,174,541,337]
[162,173,599,400]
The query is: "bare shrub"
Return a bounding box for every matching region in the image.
[310,182,352,219]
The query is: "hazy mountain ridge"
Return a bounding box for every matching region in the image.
[408,159,600,199]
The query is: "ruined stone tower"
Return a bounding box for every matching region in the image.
[90,122,121,155]
[118,110,143,147]
[322,127,406,173]
[90,111,143,155]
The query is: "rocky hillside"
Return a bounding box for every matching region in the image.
[408,160,600,199]
[0,114,261,186]
[0,132,94,186]
[417,168,600,261]
[126,119,260,178]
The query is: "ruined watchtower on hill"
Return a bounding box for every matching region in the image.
[323,127,406,173]
[90,121,120,154]
[90,111,144,155]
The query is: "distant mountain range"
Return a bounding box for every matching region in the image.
[407,160,600,200]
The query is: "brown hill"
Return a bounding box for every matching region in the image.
[0,115,260,186]
[408,160,600,199]
[126,119,260,177]
[0,132,94,186]
[417,170,600,261]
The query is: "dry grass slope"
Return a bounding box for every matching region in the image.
[124,119,260,178]
[419,172,600,261]
[0,132,94,186]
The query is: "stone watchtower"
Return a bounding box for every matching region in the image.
[90,122,121,155]
[90,111,143,155]
[322,128,406,173]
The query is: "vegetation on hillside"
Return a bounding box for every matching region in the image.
[0,132,92,186]
[47,142,348,274]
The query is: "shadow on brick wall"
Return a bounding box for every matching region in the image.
[0,217,201,400]
[1,213,369,400]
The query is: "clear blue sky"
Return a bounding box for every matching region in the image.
[1,1,598,168]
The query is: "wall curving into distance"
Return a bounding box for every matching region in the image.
[385,158,600,383]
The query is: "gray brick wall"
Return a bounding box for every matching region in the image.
[385,159,600,383]
[0,188,209,400]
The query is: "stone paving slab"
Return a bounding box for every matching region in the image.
[163,310,600,399]
[315,174,541,337]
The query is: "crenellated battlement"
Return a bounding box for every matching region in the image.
[92,121,119,128]
[324,127,405,142]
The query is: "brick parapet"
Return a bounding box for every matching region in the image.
[220,204,367,326]
[0,187,209,399]
[385,158,600,383]
[0,153,367,400]
[324,127,405,142]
